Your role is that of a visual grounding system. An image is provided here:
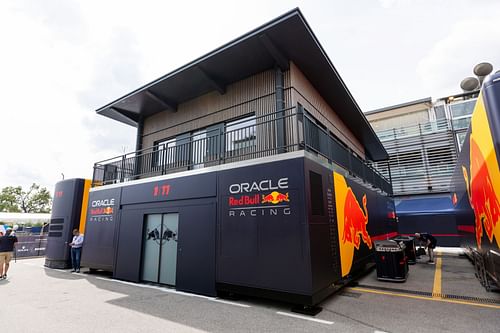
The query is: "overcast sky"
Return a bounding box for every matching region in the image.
[1,0,499,193]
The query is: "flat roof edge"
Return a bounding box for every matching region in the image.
[365,97,433,115]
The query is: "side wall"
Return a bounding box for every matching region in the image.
[141,62,366,160]
[142,69,292,149]
[289,62,365,158]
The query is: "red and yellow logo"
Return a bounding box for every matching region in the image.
[334,172,371,277]
[462,92,500,249]
[90,206,113,215]
[261,191,290,204]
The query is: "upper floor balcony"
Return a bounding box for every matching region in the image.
[92,107,392,195]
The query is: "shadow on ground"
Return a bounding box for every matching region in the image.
[42,266,331,333]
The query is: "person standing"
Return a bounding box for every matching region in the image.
[0,228,18,279]
[415,232,437,264]
[69,229,84,273]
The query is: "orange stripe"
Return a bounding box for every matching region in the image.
[78,179,91,234]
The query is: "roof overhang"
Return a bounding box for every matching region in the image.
[96,8,388,161]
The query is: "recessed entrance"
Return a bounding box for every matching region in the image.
[140,213,179,285]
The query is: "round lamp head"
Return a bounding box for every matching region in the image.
[473,62,493,76]
[460,77,480,91]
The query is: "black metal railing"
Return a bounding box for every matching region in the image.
[92,107,392,194]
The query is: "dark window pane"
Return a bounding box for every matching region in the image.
[310,171,324,216]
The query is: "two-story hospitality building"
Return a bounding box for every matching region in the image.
[53,9,397,311]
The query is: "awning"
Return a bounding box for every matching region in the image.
[95,8,388,161]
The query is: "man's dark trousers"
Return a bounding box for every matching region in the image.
[71,247,82,271]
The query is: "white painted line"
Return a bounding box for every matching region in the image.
[211,299,250,308]
[276,311,334,325]
[34,264,251,309]
[374,331,388,333]
[94,277,198,297]
[435,247,463,254]
[95,277,252,308]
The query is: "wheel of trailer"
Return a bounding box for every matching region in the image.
[477,254,486,287]
[482,253,493,291]
[473,252,481,280]
[476,253,491,290]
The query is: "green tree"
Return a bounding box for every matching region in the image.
[0,184,52,213]
[0,186,22,212]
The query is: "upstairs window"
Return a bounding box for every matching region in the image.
[154,137,176,166]
[225,115,256,153]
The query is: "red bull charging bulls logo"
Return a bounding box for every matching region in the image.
[334,172,372,277]
[261,191,289,204]
[342,190,371,250]
[462,93,500,249]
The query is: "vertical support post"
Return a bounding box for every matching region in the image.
[419,123,432,191]
[219,127,225,164]
[161,144,166,175]
[297,103,304,149]
[387,159,393,195]
[275,67,286,153]
[134,117,144,179]
[120,155,125,183]
[92,164,97,187]
[348,150,353,176]
[449,117,460,158]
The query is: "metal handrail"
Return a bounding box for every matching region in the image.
[375,118,452,142]
[92,107,392,194]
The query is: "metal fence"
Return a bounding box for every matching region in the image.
[14,235,47,258]
[372,118,458,195]
[93,107,392,194]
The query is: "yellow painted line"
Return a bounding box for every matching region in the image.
[432,252,442,299]
[350,287,500,310]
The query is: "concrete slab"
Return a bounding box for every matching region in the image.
[1,256,499,333]
[440,253,500,300]
[357,255,437,293]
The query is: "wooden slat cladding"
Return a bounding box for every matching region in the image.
[289,62,365,159]
[142,70,278,148]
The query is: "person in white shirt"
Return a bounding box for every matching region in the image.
[68,229,84,273]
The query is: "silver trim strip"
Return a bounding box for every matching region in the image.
[90,151,305,192]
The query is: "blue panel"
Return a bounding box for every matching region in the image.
[396,196,454,216]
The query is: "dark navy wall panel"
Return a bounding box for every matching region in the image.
[81,187,122,270]
[121,173,217,205]
[114,208,144,282]
[114,199,217,296]
[45,179,85,267]
[216,157,311,294]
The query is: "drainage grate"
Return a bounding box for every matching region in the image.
[355,284,500,305]
[339,291,362,298]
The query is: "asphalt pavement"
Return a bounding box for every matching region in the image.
[1,250,499,332]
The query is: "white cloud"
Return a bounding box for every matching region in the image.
[378,0,412,9]
[417,15,500,98]
[0,0,498,194]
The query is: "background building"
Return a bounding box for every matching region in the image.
[366,91,477,196]
[364,63,495,245]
